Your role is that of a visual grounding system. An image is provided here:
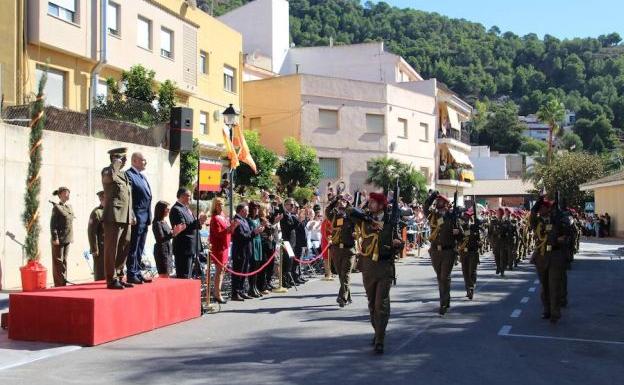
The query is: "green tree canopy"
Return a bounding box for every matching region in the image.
[531,152,605,208]
[276,138,322,195]
[476,101,526,153]
[366,157,428,203]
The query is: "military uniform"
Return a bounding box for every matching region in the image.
[325,198,357,307]
[50,199,75,287]
[88,192,106,281]
[459,212,481,299]
[101,148,134,289]
[354,192,403,354]
[489,211,505,276]
[425,193,463,314]
[529,198,572,323]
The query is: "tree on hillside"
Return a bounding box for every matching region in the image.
[276,138,322,195]
[477,101,526,153]
[537,95,565,164]
[519,137,548,156]
[560,132,584,152]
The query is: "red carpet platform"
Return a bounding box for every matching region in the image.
[8,279,201,346]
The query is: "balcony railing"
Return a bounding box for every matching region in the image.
[437,166,474,183]
[438,128,471,144]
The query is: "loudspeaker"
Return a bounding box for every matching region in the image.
[170,107,194,152]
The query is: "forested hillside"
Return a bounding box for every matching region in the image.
[200,0,624,155]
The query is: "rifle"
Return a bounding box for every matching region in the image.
[389,177,402,285]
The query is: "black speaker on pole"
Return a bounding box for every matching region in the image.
[170,107,194,152]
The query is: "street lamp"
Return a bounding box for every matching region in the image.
[223,104,239,219]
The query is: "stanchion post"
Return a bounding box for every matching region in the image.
[204,252,216,313]
[272,244,288,294]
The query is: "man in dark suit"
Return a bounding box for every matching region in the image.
[230,203,263,301]
[125,152,153,284]
[169,188,207,278]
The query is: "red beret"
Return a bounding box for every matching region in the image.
[368,192,388,207]
[497,207,504,213]
[542,199,554,208]
[436,195,450,204]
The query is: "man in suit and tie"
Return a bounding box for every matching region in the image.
[125,152,153,284]
[102,148,135,290]
[169,188,208,278]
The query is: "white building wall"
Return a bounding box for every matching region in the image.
[218,0,289,73]
[282,43,412,84]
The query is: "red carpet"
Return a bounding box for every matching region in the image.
[8,279,201,346]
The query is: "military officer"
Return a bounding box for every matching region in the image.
[489,208,505,276]
[325,194,357,307]
[459,208,481,300]
[88,191,106,281]
[102,147,135,290]
[529,196,572,323]
[424,191,463,315]
[50,187,75,287]
[354,192,404,354]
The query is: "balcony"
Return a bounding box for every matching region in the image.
[436,164,473,189]
[437,128,471,151]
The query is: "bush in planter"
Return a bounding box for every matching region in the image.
[448,169,457,180]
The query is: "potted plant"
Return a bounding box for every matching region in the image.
[20,70,48,291]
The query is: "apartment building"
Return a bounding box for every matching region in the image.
[0,0,243,159]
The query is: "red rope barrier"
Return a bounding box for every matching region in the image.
[291,243,331,265]
[210,250,277,277]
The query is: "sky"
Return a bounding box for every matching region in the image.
[382,0,624,39]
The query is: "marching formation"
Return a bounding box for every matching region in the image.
[323,186,583,354]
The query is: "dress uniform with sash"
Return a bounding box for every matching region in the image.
[101,148,134,290]
[325,195,357,307]
[50,187,75,287]
[354,192,403,354]
[458,209,481,300]
[424,191,463,315]
[88,191,106,281]
[529,196,572,323]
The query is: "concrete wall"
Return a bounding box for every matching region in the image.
[0,123,180,290]
[594,185,624,238]
[218,0,289,73]
[281,43,411,84]
[471,157,507,180]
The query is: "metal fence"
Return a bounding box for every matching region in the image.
[1,96,170,148]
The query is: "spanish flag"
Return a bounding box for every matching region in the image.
[234,124,257,174]
[199,161,222,192]
[222,126,239,169]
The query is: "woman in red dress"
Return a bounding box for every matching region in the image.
[320,217,333,279]
[210,198,235,304]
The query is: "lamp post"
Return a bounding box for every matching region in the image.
[223,104,239,219]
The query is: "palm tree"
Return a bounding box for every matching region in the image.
[537,95,565,165]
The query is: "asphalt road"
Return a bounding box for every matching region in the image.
[1,239,623,385]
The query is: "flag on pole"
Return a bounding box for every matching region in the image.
[234,124,257,174]
[198,160,222,192]
[222,126,239,169]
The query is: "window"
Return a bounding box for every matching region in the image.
[96,80,108,102]
[199,51,208,74]
[160,27,173,59]
[420,122,429,142]
[137,16,151,50]
[107,2,120,36]
[249,117,261,130]
[365,113,385,134]
[35,67,65,108]
[420,167,430,183]
[319,158,340,179]
[199,112,208,135]
[319,109,338,129]
[48,1,76,23]
[398,118,408,138]
[223,66,236,92]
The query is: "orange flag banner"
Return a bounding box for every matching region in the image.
[198,160,222,192]
[222,126,239,169]
[234,124,257,174]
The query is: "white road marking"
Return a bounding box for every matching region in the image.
[534,279,539,285]
[0,344,81,371]
[528,287,537,292]
[510,309,522,318]
[501,332,624,346]
[520,297,530,304]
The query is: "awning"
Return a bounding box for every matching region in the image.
[447,105,462,130]
[446,147,474,168]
